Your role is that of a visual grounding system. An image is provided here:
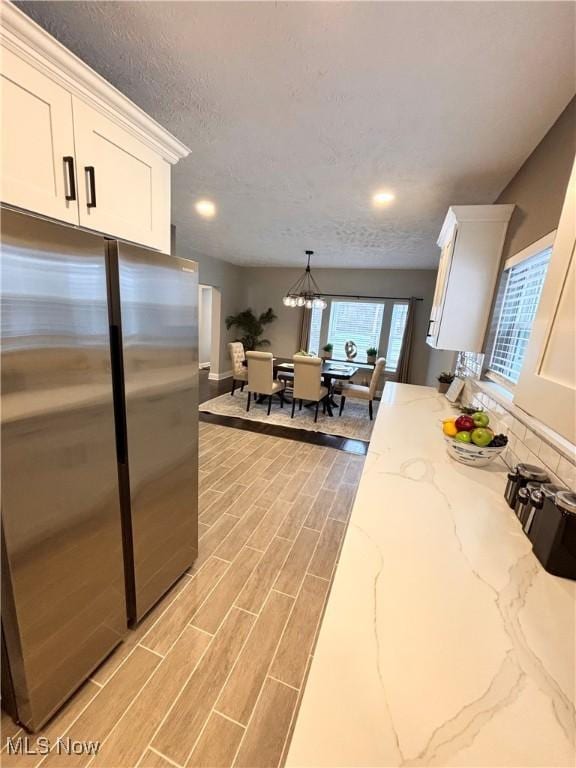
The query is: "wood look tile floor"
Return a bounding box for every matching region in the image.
[2,423,364,768]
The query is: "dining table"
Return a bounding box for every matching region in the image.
[243,357,359,417]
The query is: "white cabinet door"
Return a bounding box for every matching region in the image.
[427,234,456,345]
[514,158,576,443]
[72,98,171,252]
[1,47,78,224]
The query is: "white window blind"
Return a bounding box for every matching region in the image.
[457,351,484,379]
[385,303,408,371]
[308,304,322,355]
[327,301,384,361]
[489,247,552,383]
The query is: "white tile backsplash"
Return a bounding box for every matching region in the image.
[461,378,576,492]
[524,430,541,456]
[538,441,560,474]
[510,418,527,442]
[515,441,532,464]
[558,456,576,489]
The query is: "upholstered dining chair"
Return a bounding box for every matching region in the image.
[228,341,247,396]
[292,355,329,423]
[246,351,286,415]
[339,357,386,420]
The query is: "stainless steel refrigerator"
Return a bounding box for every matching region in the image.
[1,208,198,731]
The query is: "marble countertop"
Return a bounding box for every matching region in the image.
[286,383,575,767]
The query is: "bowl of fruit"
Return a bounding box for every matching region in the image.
[442,412,508,467]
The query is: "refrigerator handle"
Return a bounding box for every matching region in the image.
[109,324,128,465]
[63,156,77,201]
[85,166,97,208]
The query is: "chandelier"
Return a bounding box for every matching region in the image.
[282,250,327,310]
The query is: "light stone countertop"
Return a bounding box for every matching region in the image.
[286,383,575,768]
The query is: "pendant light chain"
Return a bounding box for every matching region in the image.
[283,250,327,310]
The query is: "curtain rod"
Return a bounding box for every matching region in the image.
[317,293,423,301]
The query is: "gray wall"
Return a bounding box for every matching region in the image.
[197,257,245,375]
[241,267,455,386]
[481,97,575,354]
[496,96,575,262]
[173,228,245,375]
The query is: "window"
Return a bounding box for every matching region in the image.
[326,301,384,361]
[489,246,552,384]
[308,304,322,355]
[308,298,411,372]
[456,351,484,379]
[385,302,408,371]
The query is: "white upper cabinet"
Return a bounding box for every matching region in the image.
[427,205,514,352]
[1,47,78,224]
[73,98,171,253]
[0,2,189,252]
[514,156,576,443]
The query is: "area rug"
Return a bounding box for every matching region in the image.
[199,390,376,441]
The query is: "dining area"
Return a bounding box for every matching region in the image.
[228,342,386,424]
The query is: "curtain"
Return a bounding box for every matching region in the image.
[297,307,311,351]
[396,297,417,383]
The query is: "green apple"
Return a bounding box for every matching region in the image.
[471,427,494,447]
[454,431,472,443]
[472,411,490,428]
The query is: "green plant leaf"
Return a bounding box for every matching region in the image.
[225,308,277,350]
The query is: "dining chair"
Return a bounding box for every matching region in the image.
[292,355,329,423]
[246,351,285,415]
[228,341,248,395]
[339,357,386,420]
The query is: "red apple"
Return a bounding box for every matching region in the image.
[455,415,475,432]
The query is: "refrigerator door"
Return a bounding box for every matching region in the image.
[1,208,126,731]
[107,242,198,622]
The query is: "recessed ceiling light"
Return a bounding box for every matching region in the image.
[195,199,216,218]
[372,191,395,206]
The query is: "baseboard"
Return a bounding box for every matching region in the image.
[208,370,233,381]
[199,362,211,370]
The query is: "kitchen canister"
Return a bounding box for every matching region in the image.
[531,490,576,580]
[504,463,550,509]
[515,481,543,526]
[514,487,531,524]
[527,483,565,540]
[525,488,544,535]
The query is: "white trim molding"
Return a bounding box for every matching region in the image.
[437,204,515,248]
[504,229,556,270]
[0,1,190,164]
[208,370,233,381]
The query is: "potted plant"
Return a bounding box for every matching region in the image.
[437,371,455,394]
[366,347,378,365]
[321,343,333,360]
[225,308,277,350]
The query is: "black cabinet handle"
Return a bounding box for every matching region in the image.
[63,156,76,201]
[427,319,434,337]
[85,166,97,208]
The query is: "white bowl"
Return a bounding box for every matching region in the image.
[444,436,505,467]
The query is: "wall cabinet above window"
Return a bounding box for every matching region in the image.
[0,3,189,253]
[427,205,514,353]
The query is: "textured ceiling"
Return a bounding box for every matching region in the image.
[16,1,575,268]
